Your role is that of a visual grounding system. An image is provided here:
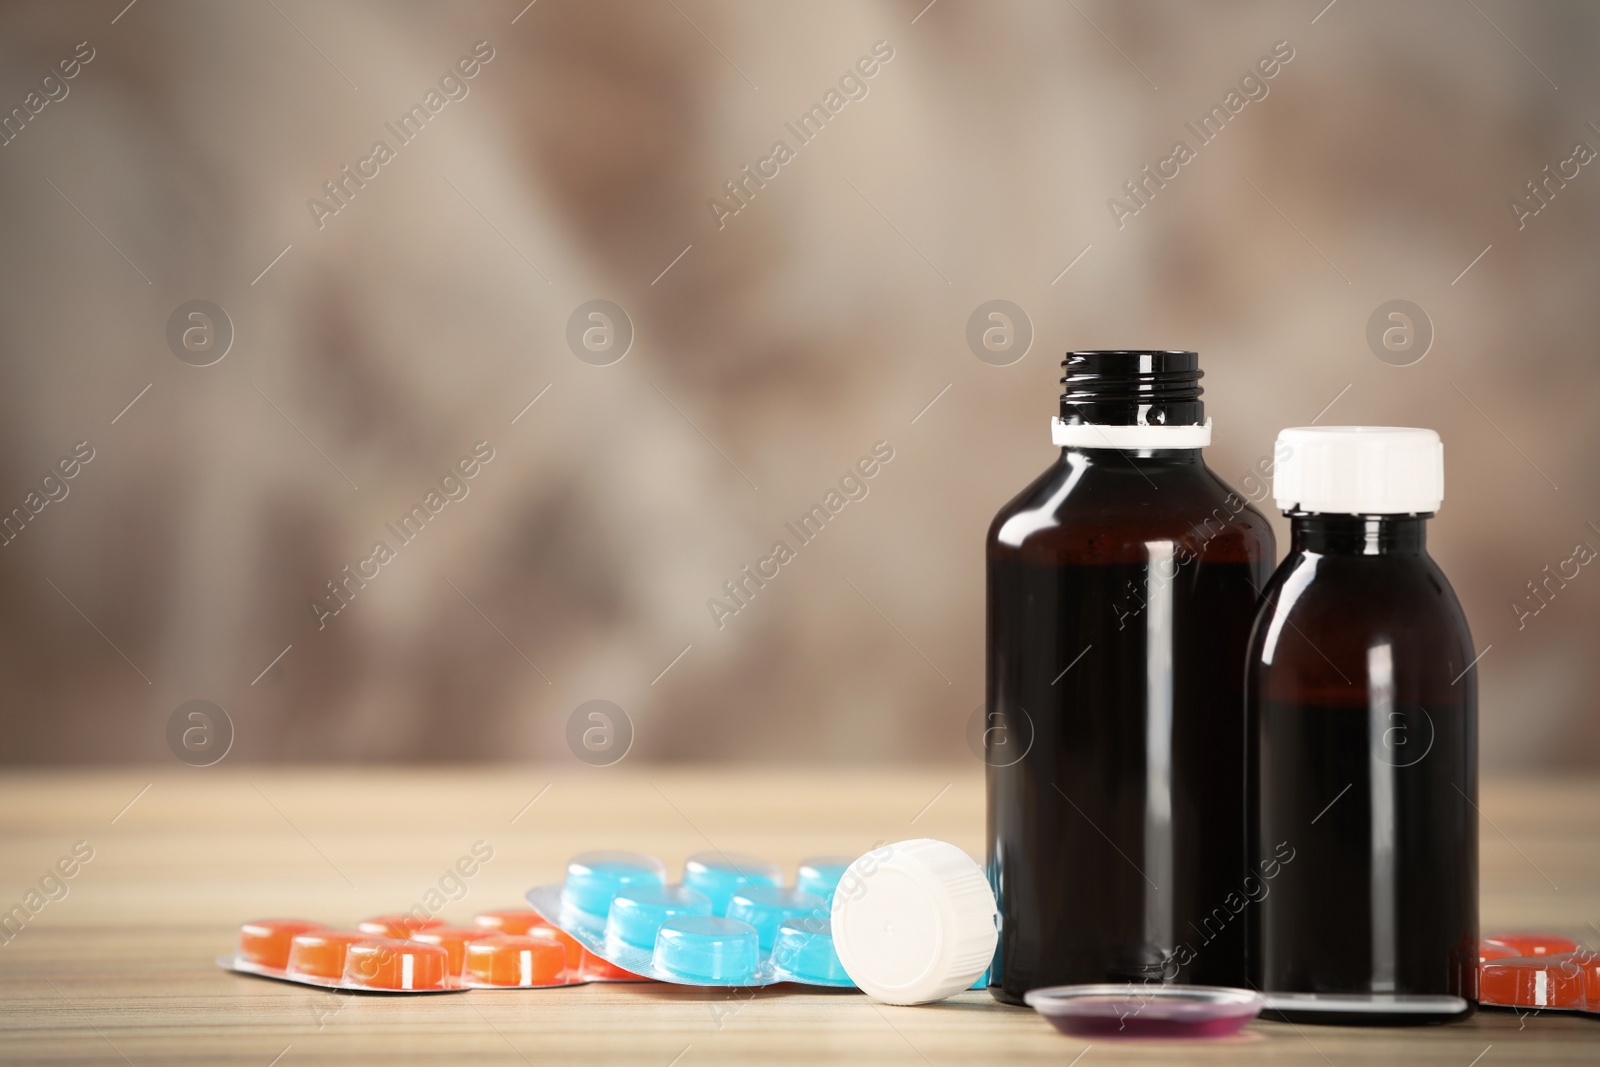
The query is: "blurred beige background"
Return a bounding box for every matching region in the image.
[0,0,1594,768]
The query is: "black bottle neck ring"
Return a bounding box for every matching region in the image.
[1290,513,1431,555]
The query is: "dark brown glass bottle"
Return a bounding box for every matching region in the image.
[1247,428,1477,1025]
[985,351,1276,1005]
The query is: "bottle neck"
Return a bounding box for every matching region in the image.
[1291,514,1430,555]
[1059,350,1204,427]
[1060,446,1204,464]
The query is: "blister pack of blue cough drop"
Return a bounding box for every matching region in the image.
[525,850,856,987]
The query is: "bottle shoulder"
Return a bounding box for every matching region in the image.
[1249,549,1475,698]
[1256,549,1467,618]
[987,451,1276,567]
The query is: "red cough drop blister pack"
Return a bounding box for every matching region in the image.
[220,910,647,992]
[1477,932,1599,1016]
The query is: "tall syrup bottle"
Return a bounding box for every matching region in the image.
[986,350,1275,1003]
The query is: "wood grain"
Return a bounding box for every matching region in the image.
[0,768,1596,1065]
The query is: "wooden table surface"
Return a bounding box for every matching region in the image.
[1,768,1597,1065]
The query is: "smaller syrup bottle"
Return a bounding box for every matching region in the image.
[1248,427,1477,1024]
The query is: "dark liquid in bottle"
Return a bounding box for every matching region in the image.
[1248,514,1478,1023]
[1254,699,1476,1009]
[987,455,1274,1004]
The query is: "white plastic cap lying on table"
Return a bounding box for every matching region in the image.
[830,838,998,1005]
[1273,426,1444,515]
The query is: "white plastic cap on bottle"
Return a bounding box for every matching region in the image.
[830,839,998,1005]
[1273,426,1444,515]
